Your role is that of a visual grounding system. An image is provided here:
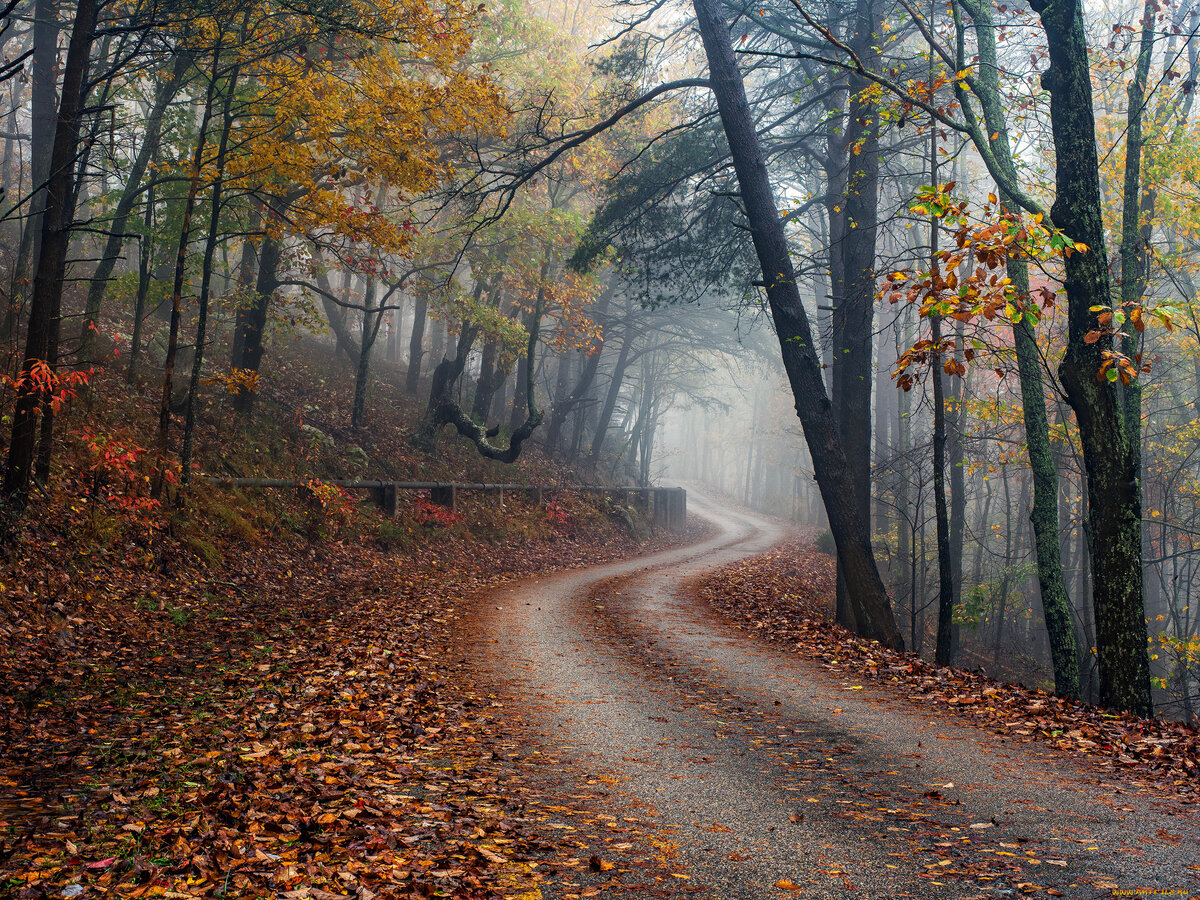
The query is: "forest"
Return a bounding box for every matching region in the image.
[2,0,1200,895]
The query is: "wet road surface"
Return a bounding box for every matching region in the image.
[469,492,1200,899]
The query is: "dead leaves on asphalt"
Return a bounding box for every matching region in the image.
[693,539,1200,795]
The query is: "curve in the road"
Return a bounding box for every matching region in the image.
[468,491,1199,899]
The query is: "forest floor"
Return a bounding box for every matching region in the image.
[0,489,687,900]
[0,337,685,900]
[4,479,1199,899]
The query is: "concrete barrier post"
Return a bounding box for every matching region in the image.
[373,483,400,517]
[430,484,458,510]
[670,488,686,534]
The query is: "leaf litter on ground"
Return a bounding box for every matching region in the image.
[0,496,684,900]
[690,538,1200,799]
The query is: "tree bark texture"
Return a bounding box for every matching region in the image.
[962,0,1081,698]
[1031,0,1150,713]
[833,0,883,627]
[3,0,94,511]
[692,0,902,649]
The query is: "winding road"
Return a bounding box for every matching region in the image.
[469,492,1199,899]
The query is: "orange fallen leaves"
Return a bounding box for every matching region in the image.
[694,539,1200,796]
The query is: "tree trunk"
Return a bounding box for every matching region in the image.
[405,289,427,394]
[472,339,500,423]
[156,49,220,492]
[929,118,956,665]
[931,322,955,664]
[181,65,239,487]
[230,222,281,416]
[126,179,154,383]
[692,0,902,649]
[228,201,261,360]
[351,277,380,429]
[79,53,189,361]
[545,352,576,453]
[387,304,400,363]
[896,305,914,630]
[421,321,480,444]
[316,267,359,365]
[2,0,93,512]
[993,461,1015,665]
[948,322,967,660]
[962,0,1081,699]
[1032,0,1151,714]
[589,300,635,463]
[1117,0,1155,458]
[833,0,883,632]
[508,284,544,432]
[12,0,61,293]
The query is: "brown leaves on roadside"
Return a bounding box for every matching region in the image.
[0,498,669,900]
[694,539,1200,795]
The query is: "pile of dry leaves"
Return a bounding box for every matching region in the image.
[0,495,664,900]
[692,539,1200,795]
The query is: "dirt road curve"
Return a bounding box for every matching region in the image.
[470,492,1199,899]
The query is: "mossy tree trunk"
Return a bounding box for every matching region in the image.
[1030,0,1150,713]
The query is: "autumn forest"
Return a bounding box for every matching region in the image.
[2,0,1200,895]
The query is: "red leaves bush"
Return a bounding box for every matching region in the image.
[412,497,463,527]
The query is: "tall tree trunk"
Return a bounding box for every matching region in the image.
[567,335,606,464]
[2,0,93,513]
[351,277,380,429]
[948,322,967,659]
[692,0,902,649]
[1117,0,1155,458]
[126,179,154,382]
[156,48,220,492]
[430,316,445,368]
[0,61,29,342]
[316,267,359,364]
[589,300,635,463]
[1031,0,1151,713]
[228,201,261,362]
[832,0,883,633]
[79,53,189,361]
[472,339,500,423]
[230,222,281,416]
[545,352,575,453]
[930,118,956,665]
[550,305,610,455]
[931,317,955,664]
[961,0,1081,699]
[12,0,60,293]
[181,64,239,487]
[405,289,427,394]
[508,282,543,432]
[421,322,480,442]
[387,304,400,363]
[896,305,913,629]
[993,462,1015,666]
[873,321,895,539]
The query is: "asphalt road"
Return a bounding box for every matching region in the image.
[470,492,1200,899]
